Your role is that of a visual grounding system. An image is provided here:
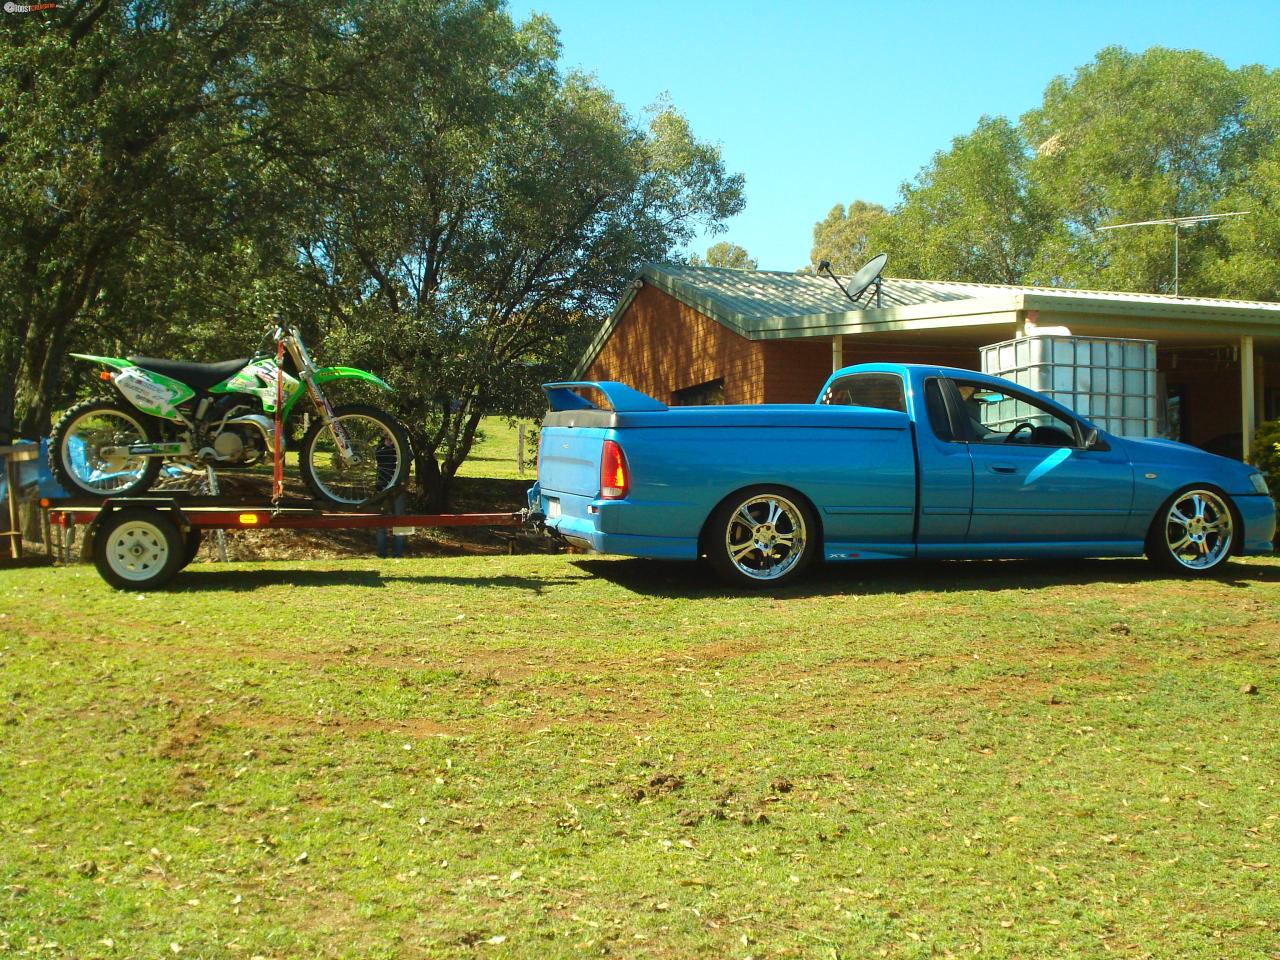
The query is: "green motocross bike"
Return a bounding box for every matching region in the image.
[50,325,411,507]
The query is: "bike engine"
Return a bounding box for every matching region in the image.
[208,423,264,465]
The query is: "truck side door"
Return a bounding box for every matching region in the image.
[945,378,1134,543]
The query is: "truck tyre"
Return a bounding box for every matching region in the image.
[92,508,185,590]
[705,485,817,589]
[1145,485,1235,575]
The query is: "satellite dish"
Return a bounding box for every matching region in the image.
[847,253,888,302]
[817,253,887,307]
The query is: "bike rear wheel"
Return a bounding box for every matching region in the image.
[49,398,162,498]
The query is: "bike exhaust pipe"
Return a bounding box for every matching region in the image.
[99,441,191,458]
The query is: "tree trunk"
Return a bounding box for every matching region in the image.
[409,429,446,511]
[17,238,110,437]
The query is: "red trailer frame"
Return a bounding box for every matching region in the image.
[43,494,527,589]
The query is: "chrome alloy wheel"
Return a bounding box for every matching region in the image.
[724,493,808,581]
[104,520,172,583]
[1164,489,1233,570]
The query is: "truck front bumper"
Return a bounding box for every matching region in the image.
[1234,493,1277,555]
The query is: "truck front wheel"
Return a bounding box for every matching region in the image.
[705,486,817,589]
[1145,486,1236,575]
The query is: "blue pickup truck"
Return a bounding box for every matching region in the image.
[528,363,1275,587]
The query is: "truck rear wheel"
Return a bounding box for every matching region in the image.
[705,486,817,589]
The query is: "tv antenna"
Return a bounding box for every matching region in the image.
[817,252,888,308]
[1095,211,1249,297]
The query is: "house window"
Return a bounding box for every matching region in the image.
[1161,384,1187,441]
[1265,386,1280,422]
[672,378,725,406]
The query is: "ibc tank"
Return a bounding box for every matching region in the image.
[979,335,1158,438]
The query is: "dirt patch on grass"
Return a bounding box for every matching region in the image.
[223,710,456,738]
[155,712,211,759]
[218,698,665,740]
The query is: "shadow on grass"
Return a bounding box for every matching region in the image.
[171,566,576,594]
[571,555,1280,599]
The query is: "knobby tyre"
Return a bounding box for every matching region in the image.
[48,397,162,498]
[297,403,411,507]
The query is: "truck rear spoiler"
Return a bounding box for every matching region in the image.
[542,381,668,413]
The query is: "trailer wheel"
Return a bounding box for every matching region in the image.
[180,528,203,569]
[93,508,184,590]
[705,485,817,589]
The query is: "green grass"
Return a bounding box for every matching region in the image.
[1,553,1277,958]
[455,418,536,481]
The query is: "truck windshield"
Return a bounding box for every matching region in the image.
[822,373,906,412]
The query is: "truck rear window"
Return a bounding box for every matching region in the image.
[822,373,906,412]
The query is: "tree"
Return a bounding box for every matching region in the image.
[1022,46,1255,294]
[808,200,887,274]
[0,0,334,437]
[869,116,1049,284]
[689,241,757,269]
[809,47,1280,298]
[293,4,744,505]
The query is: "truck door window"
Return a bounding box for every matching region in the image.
[951,379,1080,447]
[924,379,958,442]
[822,373,906,412]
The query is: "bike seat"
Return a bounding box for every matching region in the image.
[128,356,250,391]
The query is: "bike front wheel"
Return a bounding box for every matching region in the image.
[297,403,411,507]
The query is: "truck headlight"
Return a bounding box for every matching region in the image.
[1249,472,1270,495]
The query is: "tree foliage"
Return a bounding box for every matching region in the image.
[808,201,887,274]
[0,0,342,436]
[815,47,1280,298]
[690,241,757,269]
[0,0,743,504]
[288,6,744,501]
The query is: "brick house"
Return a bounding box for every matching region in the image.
[576,263,1280,458]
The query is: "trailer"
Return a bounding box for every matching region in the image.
[43,492,526,590]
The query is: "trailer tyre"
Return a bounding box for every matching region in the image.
[180,528,203,568]
[93,508,184,590]
[705,485,817,589]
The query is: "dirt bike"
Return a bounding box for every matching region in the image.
[50,324,410,507]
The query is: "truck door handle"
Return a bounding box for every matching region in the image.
[988,463,1018,474]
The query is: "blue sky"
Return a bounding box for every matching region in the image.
[506,0,1280,272]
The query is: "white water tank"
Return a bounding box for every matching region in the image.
[980,335,1158,438]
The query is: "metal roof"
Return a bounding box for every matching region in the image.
[574,262,1280,377]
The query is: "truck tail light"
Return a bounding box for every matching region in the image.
[599,440,629,500]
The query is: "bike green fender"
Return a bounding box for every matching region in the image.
[70,353,133,370]
[311,366,393,392]
[279,365,394,418]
